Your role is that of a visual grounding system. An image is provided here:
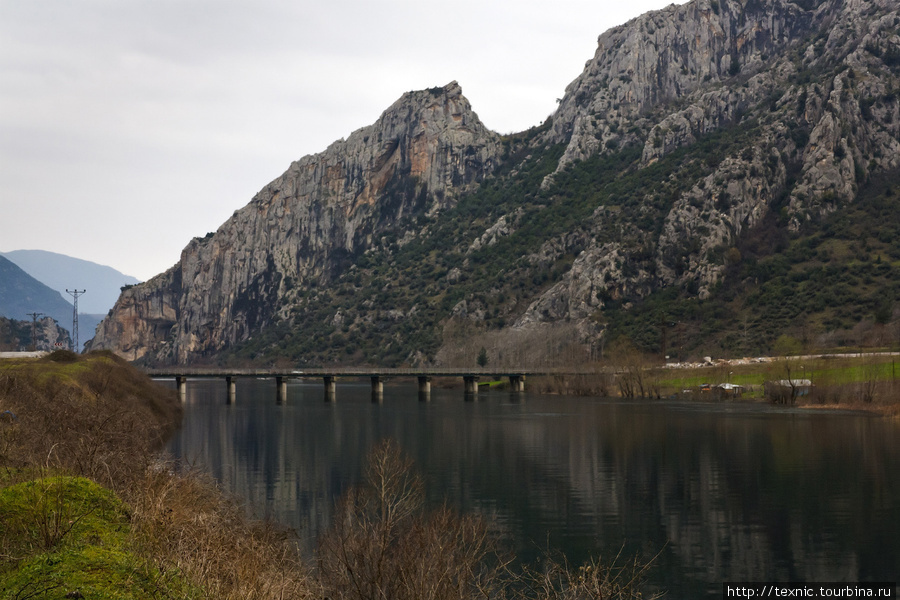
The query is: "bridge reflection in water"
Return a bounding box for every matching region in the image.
[142,367,566,403]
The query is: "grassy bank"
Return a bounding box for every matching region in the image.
[1,352,657,600]
[653,354,900,414]
[0,350,193,597]
[0,474,200,598]
[1,350,181,474]
[524,352,900,416]
[0,351,313,599]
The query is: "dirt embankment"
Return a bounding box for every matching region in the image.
[0,351,315,599]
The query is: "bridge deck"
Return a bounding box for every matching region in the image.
[145,367,612,402]
[142,367,605,378]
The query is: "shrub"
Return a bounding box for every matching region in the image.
[46,349,78,362]
[317,439,660,600]
[127,466,315,600]
[317,440,504,600]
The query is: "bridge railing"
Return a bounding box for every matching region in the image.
[142,366,612,378]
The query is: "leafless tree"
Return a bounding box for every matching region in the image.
[317,439,507,600]
[608,338,657,399]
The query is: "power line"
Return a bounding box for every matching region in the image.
[25,312,43,351]
[66,289,86,352]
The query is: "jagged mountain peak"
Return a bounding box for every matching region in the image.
[278,79,500,215]
[316,80,481,158]
[88,82,503,362]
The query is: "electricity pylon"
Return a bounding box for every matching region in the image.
[66,289,86,352]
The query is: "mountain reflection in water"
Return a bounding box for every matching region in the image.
[167,379,900,598]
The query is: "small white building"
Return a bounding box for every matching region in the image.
[717,382,744,398]
[773,379,812,396]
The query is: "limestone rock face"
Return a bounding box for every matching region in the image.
[543,0,818,175]
[88,82,502,362]
[88,268,181,361]
[468,209,523,253]
[514,0,900,326]
[38,317,71,351]
[0,316,71,352]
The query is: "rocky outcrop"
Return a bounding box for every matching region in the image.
[0,316,71,352]
[467,209,523,253]
[88,82,502,362]
[542,0,820,177]
[514,0,900,324]
[651,0,900,296]
[88,268,182,361]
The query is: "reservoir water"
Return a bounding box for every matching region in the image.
[166,378,900,598]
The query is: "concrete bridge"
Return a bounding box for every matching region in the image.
[143,367,560,403]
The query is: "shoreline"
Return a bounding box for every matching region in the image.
[525,371,900,418]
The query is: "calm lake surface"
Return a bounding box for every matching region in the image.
[165,378,900,598]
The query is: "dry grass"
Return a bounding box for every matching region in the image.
[126,464,317,600]
[530,373,614,397]
[436,322,596,369]
[519,551,664,600]
[798,380,900,416]
[0,351,181,487]
[0,352,316,599]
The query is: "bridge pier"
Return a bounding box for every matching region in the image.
[276,376,287,404]
[418,376,431,401]
[463,375,479,398]
[509,375,525,393]
[324,376,336,402]
[226,376,237,404]
[176,376,187,400]
[371,376,383,403]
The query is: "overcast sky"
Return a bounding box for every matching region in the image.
[1,0,684,282]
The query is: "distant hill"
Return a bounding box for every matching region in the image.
[0,255,75,333]
[0,255,103,351]
[0,250,140,315]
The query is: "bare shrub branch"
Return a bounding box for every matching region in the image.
[126,463,318,600]
[318,439,509,600]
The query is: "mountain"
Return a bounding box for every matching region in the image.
[0,255,75,328]
[0,250,141,315]
[0,255,105,352]
[0,255,76,342]
[88,82,502,362]
[88,0,900,366]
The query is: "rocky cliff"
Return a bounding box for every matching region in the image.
[517,0,900,324]
[543,0,819,172]
[88,82,502,362]
[0,316,71,352]
[90,0,900,365]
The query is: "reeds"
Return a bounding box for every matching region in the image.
[126,464,316,600]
